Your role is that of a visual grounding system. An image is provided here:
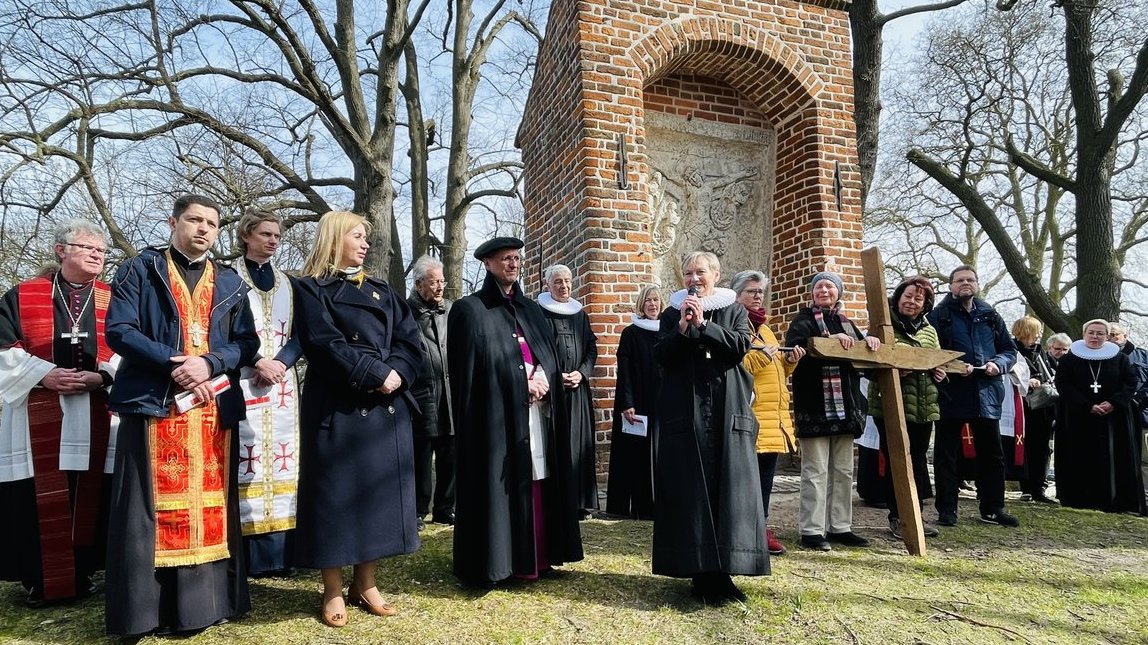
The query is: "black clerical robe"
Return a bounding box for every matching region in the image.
[0,273,113,602]
[652,301,767,578]
[1054,350,1148,514]
[540,305,598,511]
[447,273,583,585]
[606,322,660,518]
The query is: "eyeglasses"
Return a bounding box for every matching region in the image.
[741,289,765,296]
[65,242,108,256]
[424,279,448,286]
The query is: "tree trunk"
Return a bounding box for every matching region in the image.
[402,36,432,262]
[850,0,883,208]
[1062,0,1121,322]
[443,0,476,300]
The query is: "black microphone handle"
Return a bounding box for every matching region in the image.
[685,285,698,321]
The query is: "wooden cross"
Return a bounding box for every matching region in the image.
[60,323,89,345]
[806,248,967,556]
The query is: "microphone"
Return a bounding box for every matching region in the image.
[684,284,698,321]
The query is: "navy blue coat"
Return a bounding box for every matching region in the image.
[292,274,423,568]
[106,246,259,428]
[927,294,1017,420]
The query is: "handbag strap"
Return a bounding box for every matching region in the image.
[1034,352,1054,382]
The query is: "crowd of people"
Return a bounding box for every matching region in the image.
[1,199,1146,635]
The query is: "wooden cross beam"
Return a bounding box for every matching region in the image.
[805,248,942,556]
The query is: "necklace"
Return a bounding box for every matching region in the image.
[1087,360,1103,394]
[52,273,95,345]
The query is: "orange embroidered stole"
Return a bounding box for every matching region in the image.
[17,276,113,600]
[149,255,229,567]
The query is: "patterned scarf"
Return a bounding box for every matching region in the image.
[812,303,848,421]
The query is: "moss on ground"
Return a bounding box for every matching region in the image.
[1,501,1145,644]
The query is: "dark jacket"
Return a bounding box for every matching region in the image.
[447,272,583,585]
[106,246,259,427]
[927,294,1017,420]
[652,301,766,577]
[1119,340,1148,427]
[785,307,867,438]
[407,293,453,437]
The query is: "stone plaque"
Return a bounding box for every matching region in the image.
[644,111,776,290]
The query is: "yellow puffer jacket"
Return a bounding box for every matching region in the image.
[743,323,798,454]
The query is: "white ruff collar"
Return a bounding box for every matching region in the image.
[631,314,660,331]
[669,287,737,311]
[1070,340,1119,360]
[538,291,583,314]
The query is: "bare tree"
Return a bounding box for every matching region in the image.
[850,0,971,205]
[0,0,435,281]
[870,0,1148,332]
[440,0,540,298]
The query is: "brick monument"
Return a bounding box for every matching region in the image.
[515,0,864,476]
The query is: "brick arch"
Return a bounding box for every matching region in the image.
[626,15,825,110]
[625,17,858,322]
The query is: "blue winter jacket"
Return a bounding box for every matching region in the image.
[927,294,1017,420]
[106,246,260,427]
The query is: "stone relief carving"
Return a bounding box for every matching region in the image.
[644,111,777,290]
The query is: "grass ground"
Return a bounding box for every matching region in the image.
[1,496,1146,644]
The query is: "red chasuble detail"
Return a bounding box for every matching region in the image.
[149,256,230,567]
[16,275,113,600]
[961,423,976,459]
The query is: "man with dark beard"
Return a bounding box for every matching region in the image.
[927,265,1018,528]
[447,237,583,587]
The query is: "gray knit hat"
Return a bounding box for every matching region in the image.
[810,271,844,297]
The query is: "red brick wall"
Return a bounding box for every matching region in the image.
[516,0,863,480]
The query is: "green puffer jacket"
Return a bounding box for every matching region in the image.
[867,317,941,423]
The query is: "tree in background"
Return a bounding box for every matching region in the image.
[900,0,1148,332]
[865,0,1147,333]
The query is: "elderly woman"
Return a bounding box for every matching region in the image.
[606,285,663,520]
[733,270,805,557]
[785,271,879,551]
[1053,320,1147,514]
[1012,316,1057,503]
[293,211,424,627]
[653,252,765,604]
[538,264,599,518]
[1045,333,1071,369]
[866,277,943,539]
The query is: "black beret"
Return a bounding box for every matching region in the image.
[474,236,525,260]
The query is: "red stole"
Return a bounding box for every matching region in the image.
[16,275,112,600]
[149,255,230,567]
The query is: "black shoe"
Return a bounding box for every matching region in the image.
[799,534,832,551]
[937,511,958,527]
[826,531,870,547]
[716,575,747,603]
[1031,494,1058,505]
[980,509,1020,527]
[432,512,456,525]
[890,518,939,538]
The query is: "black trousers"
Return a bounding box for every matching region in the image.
[1020,406,1055,496]
[414,434,456,519]
[934,418,1006,515]
[875,418,934,521]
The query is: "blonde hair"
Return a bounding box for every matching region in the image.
[1082,318,1110,336]
[634,285,663,318]
[301,211,371,278]
[1011,316,1042,344]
